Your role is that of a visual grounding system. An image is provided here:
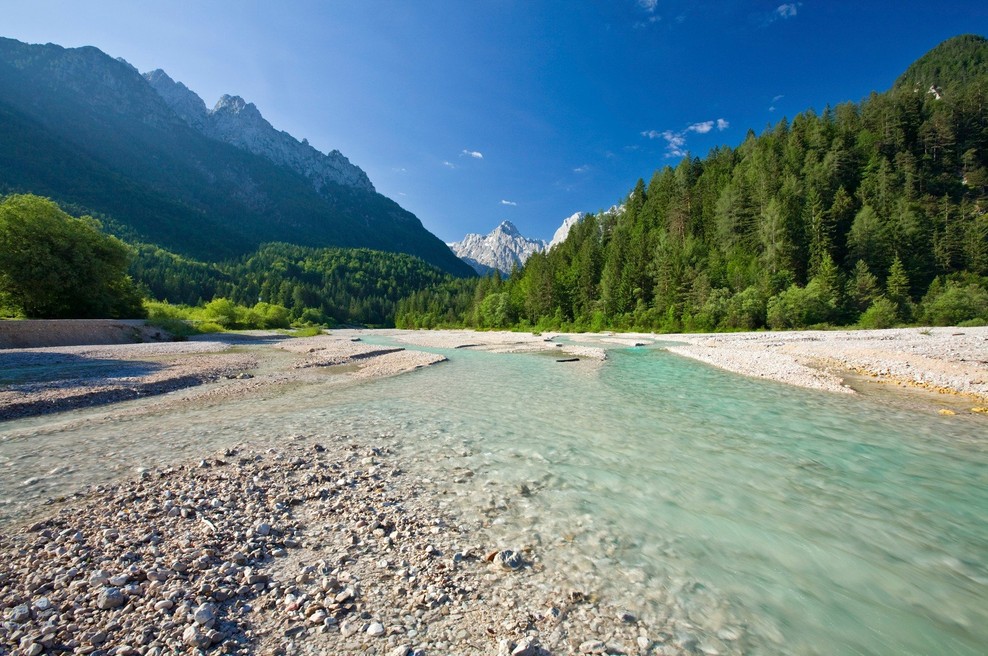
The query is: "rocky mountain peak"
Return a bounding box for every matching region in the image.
[144,70,374,194]
[495,220,521,237]
[448,222,547,275]
[144,69,208,130]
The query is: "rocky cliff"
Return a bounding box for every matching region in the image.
[144,69,374,194]
[448,221,547,274]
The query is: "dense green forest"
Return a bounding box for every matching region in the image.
[398,35,988,332]
[0,193,460,327]
[131,242,459,327]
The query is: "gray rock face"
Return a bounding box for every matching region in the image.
[548,211,584,251]
[447,221,547,275]
[144,69,374,194]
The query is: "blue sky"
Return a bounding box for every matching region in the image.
[4,1,987,242]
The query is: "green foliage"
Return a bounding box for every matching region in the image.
[920,278,988,325]
[767,280,835,330]
[403,36,988,334]
[858,297,901,329]
[144,298,293,332]
[132,242,456,327]
[0,194,145,318]
[291,326,325,338]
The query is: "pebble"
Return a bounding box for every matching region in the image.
[10,604,31,623]
[193,602,218,627]
[96,588,125,610]
[367,621,386,636]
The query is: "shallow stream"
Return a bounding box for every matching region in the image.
[2,340,986,655]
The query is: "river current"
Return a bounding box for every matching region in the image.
[2,340,986,655]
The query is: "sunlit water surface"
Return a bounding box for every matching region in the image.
[2,341,986,655]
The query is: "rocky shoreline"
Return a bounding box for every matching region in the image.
[1,439,668,656]
[661,326,988,406]
[0,334,446,422]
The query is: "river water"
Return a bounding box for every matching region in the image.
[2,340,986,655]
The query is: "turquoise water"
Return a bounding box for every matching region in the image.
[2,341,986,654]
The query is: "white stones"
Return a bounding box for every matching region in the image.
[154,599,174,611]
[511,636,537,656]
[182,624,210,649]
[193,602,217,627]
[255,522,272,536]
[96,587,125,610]
[367,621,385,637]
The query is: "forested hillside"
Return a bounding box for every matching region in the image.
[398,35,988,331]
[132,242,456,327]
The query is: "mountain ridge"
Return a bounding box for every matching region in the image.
[144,69,375,194]
[0,37,473,276]
[447,220,547,274]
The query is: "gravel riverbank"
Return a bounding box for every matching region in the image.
[1,439,672,656]
[661,326,988,405]
[0,333,446,422]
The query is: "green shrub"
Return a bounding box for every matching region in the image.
[921,281,988,325]
[857,297,900,329]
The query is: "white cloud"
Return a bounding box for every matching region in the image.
[573,164,591,174]
[462,149,484,159]
[638,0,658,12]
[500,200,517,206]
[776,3,798,19]
[443,161,456,169]
[643,118,729,157]
[772,94,784,103]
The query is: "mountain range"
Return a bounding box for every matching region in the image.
[447,221,547,274]
[0,37,473,276]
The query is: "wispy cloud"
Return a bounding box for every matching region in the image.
[633,0,661,28]
[573,164,591,174]
[760,2,800,25]
[443,160,456,169]
[769,94,784,112]
[642,118,729,157]
[500,199,517,206]
[461,149,484,159]
[776,3,798,19]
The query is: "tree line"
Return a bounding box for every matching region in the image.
[398,40,988,331]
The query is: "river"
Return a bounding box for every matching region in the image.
[2,340,986,655]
